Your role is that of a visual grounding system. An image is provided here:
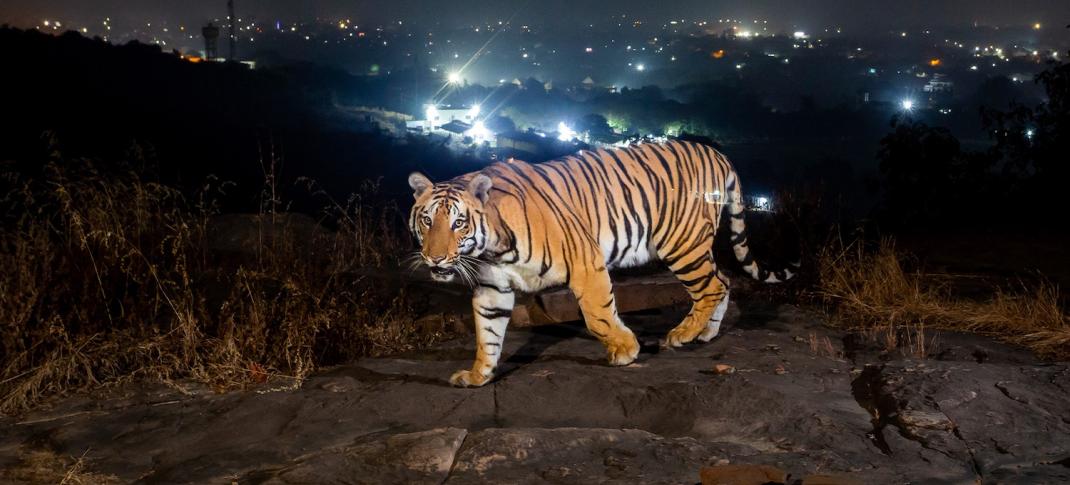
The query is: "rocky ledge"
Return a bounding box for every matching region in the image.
[1,302,1068,484]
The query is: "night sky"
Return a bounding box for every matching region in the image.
[2,0,1069,30]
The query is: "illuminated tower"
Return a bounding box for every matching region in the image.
[227,0,237,60]
[202,22,220,60]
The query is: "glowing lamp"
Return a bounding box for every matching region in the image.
[425,106,440,127]
[467,121,492,141]
[557,122,576,142]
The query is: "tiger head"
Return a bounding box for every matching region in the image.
[407,172,494,283]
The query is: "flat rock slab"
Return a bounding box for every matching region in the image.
[256,428,468,484]
[1,302,1068,484]
[448,427,716,484]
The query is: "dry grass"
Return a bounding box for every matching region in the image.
[0,156,442,414]
[807,332,845,360]
[816,238,1069,360]
[0,449,120,485]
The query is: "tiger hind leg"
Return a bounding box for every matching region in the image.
[697,288,729,342]
[664,245,727,347]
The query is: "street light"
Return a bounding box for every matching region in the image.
[425,105,439,130]
[901,99,914,111]
[447,72,462,84]
[467,121,492,142]
[557,122,576,141]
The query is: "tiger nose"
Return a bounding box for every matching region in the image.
[427,255,446,265]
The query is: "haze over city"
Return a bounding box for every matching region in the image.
[5,0,1070,31]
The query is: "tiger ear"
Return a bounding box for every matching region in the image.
[468,174,493,204]
[408,172,433,199]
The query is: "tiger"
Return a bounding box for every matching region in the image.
[407,139,795,387]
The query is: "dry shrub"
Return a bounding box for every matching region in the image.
[817,238,1069,360]
[0,157,441,414]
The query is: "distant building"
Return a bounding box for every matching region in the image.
[407,104,480,132]
[202,23,220,60]
[923,73,953,94]
[438,120,471,136]
[495,129,588,161]
[496,130,543,155]
[924,73,954,109]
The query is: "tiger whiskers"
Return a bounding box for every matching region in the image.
[403,252,424,273]
[456,256,483,287]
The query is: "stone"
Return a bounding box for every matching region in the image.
[448,428,713,484]
[262,428,468,485]
[513,273,690,325]
[802,474,864,485]
[897,410,954,431]
[700,464,788,485]
[714,364,736,375]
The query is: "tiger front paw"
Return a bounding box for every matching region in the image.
[449,369,491,387]
[665,325,703,348]
[605,335,640,366]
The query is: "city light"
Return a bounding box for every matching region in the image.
[466,121,492,142]
[1026,128,1035,139]
[425,106,440,128]
[793,31,808,39]
[901,99,914,111]
[447,72,462,84]
[557,122,576,141]
[468,104,481,118]
[635,63,645,72]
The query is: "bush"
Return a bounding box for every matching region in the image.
[0,155,443,414]
[816,238,1069,359]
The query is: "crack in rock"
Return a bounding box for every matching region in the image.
[994,381,1030,405]
[850,364,893,455]
[440,429,470,485]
